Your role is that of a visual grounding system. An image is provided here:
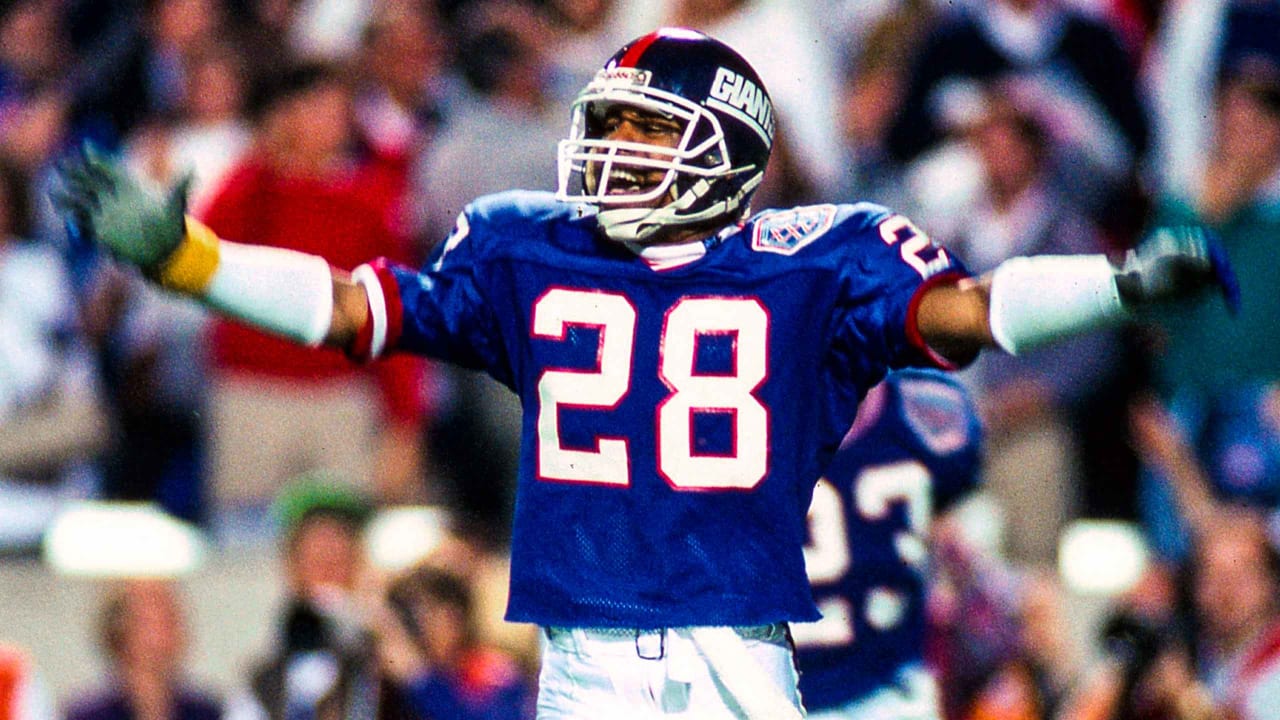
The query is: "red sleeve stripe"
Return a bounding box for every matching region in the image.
[370,258,404,356]
[351,264,386,360]
[905,271,969,371]
[350,259,405,361]
[618,32,661,67]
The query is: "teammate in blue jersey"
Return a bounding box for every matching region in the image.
[795,368,982,719]
[55,28,1235,720]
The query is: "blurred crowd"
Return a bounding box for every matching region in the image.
[1,0,1280,718]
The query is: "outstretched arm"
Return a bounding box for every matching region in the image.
[914,276,993,364]
[54,145,371,354]
[328,274,371,348]
[1128,396,1221,540]
[914,228,1239,365]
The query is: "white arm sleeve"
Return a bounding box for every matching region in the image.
[988,255,1126,355]
[202,241,335,347]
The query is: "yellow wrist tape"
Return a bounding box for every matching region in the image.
[158,217,222,295]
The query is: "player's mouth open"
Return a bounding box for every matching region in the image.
[606,169,662,195]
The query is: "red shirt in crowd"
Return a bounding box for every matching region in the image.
[199,151,430,426]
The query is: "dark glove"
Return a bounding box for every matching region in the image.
[1114,225,1241,315]
[51,143,191,272]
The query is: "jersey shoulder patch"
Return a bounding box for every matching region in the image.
[893,370,975,457]
[750,204,838,255]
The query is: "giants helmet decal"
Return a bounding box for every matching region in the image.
[556,28,774,243]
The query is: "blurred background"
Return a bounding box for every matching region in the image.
[1,0,1279,718]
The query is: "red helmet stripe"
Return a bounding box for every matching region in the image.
[618,31,662,67]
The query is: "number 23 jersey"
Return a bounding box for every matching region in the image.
[795,369,983,710]
[359,190,967,628]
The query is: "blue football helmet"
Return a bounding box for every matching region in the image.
[556,28,775,243]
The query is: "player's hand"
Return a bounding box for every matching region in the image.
[1114,226,1241,314]
[51,144,190,272]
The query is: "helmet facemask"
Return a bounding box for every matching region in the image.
[557,76,761,243]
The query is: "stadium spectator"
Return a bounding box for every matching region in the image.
[1146,0,1280,199]
[0,0,67,101]
[72,0,227,144]
[543,0,633,106]
[965,569,1081,720]
[86,39,254,524]
[1129,395,1280,719]
[65,579,222,720]
[199,60,430,529]
[403,506,543,669]
[353,0,450,167]
[1054,563,1211,720]
[1191,514,1280,720]
[0,156,106,551]
[929,516,1026,719]
[828,0,939,212]
[1075,514,1280,720]
[375,562,534,720]
[887,0,1149,173]
[224,477,414,720]
[887,0,1150,241]
[124,39,252,218]
[1145,22,1280,401]
[915,82,1133,560]
[1132,387,1280,562]
[0,81,80,273]
[410,1,562,246]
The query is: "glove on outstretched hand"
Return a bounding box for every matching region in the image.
[51,144,190,272]
[1114,226,1241,315]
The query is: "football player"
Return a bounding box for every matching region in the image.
[795,368,981,720]
[55,28,1236,719]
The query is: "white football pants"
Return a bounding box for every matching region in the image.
[535,625,804,719]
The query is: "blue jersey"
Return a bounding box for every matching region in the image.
[795,369,982,711]
[366,191,966,628]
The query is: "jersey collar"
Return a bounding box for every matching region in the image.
[623,223,738,272]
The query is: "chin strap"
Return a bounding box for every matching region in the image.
[596,169,761,243]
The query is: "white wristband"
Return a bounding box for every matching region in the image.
[203,242,335,347]
[352,264,388,359]
[988,255,1126,355]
